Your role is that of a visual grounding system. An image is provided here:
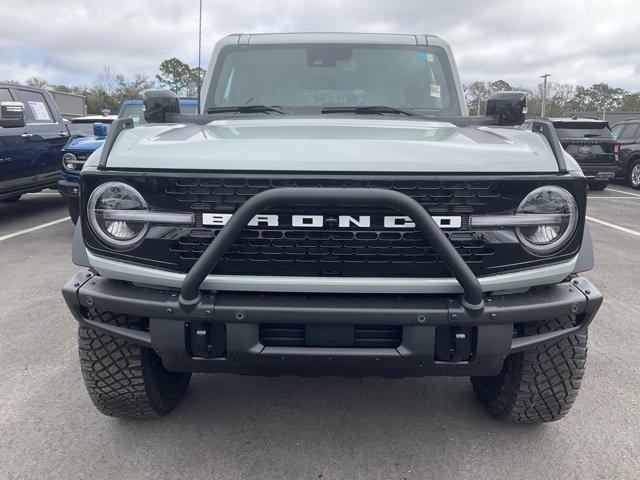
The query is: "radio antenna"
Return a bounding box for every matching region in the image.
[197,0,203,113]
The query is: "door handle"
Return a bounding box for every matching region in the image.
[58,131,69,137]
[20,133,33,138]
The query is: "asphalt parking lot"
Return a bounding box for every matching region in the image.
[1,186,639,480]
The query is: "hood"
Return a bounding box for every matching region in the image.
[66,135,106,152]
[103,117,560,173]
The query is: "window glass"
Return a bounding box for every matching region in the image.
[0,88,13,103]
[15,90,53,123]
[620,124,640,140]
[207,44,460,115]
[611,124,625,139]
[118,104,144,125]
[552,121,612,138]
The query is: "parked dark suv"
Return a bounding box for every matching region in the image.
[611,120,640,189]
[0,84,69,202]
[523,118,618,190]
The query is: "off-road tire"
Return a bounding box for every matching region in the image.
[78,312,191,418]
[588,180,608,191]
[471,315,587,424]
[1,194,21,203]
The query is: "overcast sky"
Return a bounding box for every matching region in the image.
[1,0,639,91]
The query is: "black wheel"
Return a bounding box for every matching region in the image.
[627,158,640,190]
[588,180,608,191]
[471,316,587,424]
[67,199,80,224]
[78,312,191,418]
[1,195,22,203]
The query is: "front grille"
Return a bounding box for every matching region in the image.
[81,173,586,279]
[260,324,403,348]
[161,176,498,277]
[169,229,495,277]
[164,177,499,214]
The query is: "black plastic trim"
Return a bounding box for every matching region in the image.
[97,117,133,170]
[531,120,568,173]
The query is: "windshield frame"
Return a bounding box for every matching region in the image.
[204,43,462,116]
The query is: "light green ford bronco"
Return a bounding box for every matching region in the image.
[63,33,602,422]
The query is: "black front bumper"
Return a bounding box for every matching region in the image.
[63,271,602,377]
[58,179,79,199]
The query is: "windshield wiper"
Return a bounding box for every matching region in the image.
[321,105,417,116]
[205,105,288,114]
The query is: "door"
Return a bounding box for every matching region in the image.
[618,123,640,173]
[0,87,32,193]
[12,88,69,189]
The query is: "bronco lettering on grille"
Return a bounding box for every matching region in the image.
[202,213,462,229]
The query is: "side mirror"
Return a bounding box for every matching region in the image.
[0,102,26,128]
[486,91,527,126]
[93,122,108,137]
[143,89,179,123]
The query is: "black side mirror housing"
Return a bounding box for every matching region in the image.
[143,89,180,123]
[0,101,26,128]
[485,91,527,126]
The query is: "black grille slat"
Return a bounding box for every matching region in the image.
[259,324,402,348]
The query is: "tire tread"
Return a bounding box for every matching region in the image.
[472,315,587,424]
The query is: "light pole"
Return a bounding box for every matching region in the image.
[540,74,551,117]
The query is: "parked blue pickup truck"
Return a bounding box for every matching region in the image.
[58,98,197,222]
[0,84,70,202]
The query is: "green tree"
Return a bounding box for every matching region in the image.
[464,80,513,115]
[25,76,49,88]
[573,83,628,111]
[620,92,640,111]
[156,58,205,97]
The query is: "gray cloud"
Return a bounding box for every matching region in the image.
[0,0,638,91]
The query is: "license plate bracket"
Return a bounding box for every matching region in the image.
[306,324,354,347]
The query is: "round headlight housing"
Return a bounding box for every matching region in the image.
[87,182,148,249]
[62,153,77,171]
[516,186,578,255]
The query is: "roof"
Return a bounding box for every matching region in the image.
[226,32,439,45]
[547,117,606,123]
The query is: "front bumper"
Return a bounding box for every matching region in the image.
[63,271,602,377]
[58,172,79,199]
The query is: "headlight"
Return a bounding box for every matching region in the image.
[62,153,77,171]
[516,186,578,255]
[87,182,148,249]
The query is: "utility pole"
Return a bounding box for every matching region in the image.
[540,74,551,117]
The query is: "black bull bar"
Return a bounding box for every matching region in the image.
[178,187,485,311]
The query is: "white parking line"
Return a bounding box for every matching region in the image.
[0,217,70,242]
[586,216,640,238]
[606,187,640,198]
[587,196,640,199]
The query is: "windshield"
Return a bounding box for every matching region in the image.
[206,44,461,115]
[553,121,612,139]
[118,102,198,125]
